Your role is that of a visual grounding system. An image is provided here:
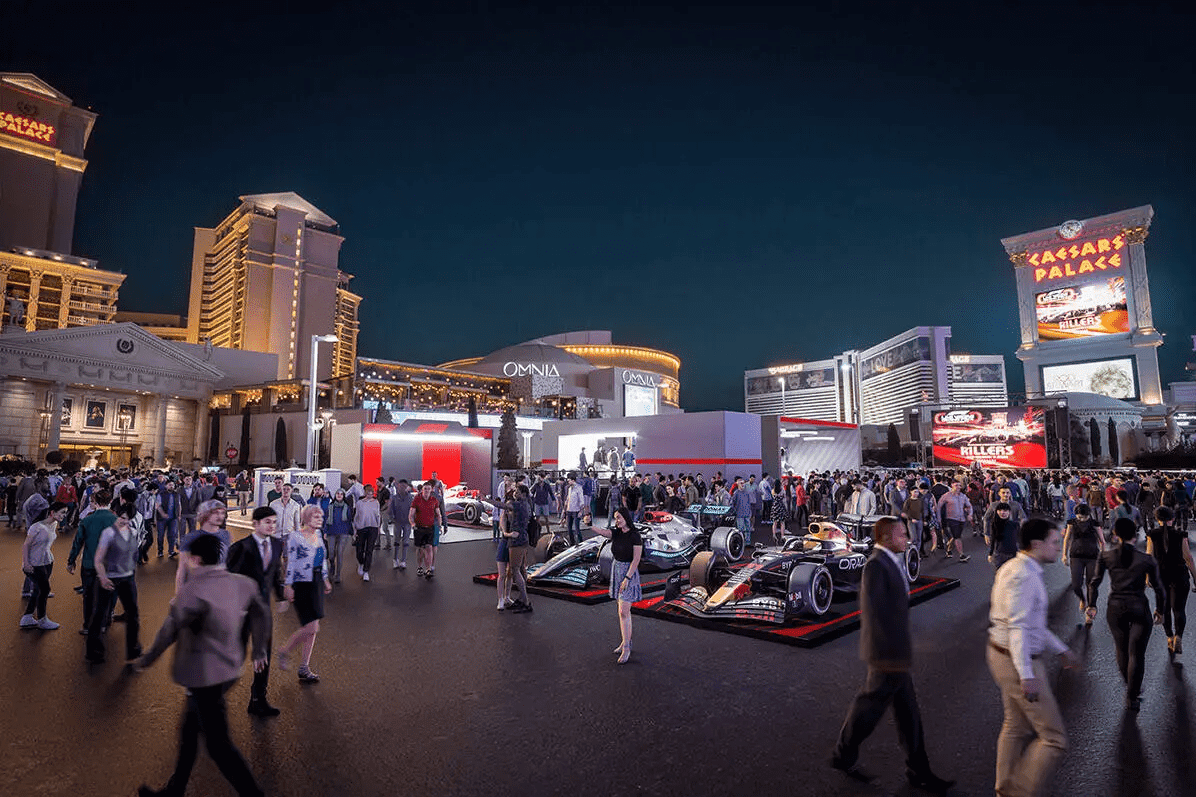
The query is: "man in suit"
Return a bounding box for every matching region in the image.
[226,506,286,717]
[178,474,203,540]
[135,533,269,797]
[831,516,954,794]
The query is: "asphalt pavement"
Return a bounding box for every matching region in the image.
[1,518,1191,797]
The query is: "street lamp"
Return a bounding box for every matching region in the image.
[306,334,339,471]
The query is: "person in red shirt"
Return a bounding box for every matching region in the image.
[793,476,809,531]
[408,482,443,580]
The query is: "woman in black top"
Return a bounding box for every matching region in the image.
[1062,504,1105,622]
[590,507,642,664]
[1087,517,1166,711]
[1145,506,1196,656]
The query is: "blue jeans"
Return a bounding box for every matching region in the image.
[565,512,582,545]
[736,516,752,544]
[157,518,178,555]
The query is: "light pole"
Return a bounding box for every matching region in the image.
[306,334,339,471]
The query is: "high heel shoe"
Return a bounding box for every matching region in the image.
[617,641,631,665]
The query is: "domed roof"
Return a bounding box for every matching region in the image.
[474,343,591,368]
[1057,391,1142,413]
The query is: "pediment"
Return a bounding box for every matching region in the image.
[0,73,72,103]
[0,323,224,381]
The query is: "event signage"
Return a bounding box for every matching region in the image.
[621,370,657,387]
[1035,275,1129,340]
[747,367,837,395]
[1041,358,1136,400]
[859,336,931,382]
[502,362,560,378]
[932,406,1047,468]
[1026,234,1125,283]
[951,363,1004,384]
[0,110,56,145]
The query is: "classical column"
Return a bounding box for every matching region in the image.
[58,277,74,327]
[0,264,9,310]
[45,382,64,453]
[25,270,43,332]
[193,397,210,463]
[155,394,169,464]
[1121,225,1152,330]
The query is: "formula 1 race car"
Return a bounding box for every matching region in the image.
[667,517,920,624]
[441,484,495,526]
[526,505,746,589]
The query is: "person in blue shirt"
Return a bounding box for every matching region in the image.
[731,476,753,544]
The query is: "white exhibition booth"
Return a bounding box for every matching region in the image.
[760,416,862,477]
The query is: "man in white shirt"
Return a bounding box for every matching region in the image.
[846,480,877,518]
[987,517,1079,797]
[269,484,302,539]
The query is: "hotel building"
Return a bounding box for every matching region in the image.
[186,192,361,381]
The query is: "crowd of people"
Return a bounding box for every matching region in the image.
[6,462,1195,796]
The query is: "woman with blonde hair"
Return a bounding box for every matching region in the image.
[277,504,332,683]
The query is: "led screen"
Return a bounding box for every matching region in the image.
[932,407,1047,468]
[1041,358,1136,400]
[1035,276,1129,341]
[624,383,658,417]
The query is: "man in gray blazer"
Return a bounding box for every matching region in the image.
[831,517,953,794]
[136,534,270,797]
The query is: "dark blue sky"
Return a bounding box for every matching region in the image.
[7,1,1194,410]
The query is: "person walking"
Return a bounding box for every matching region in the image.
[87,503,144,664]
[494,484,533,612]
[1088,517,1167,710]
[1146,505,1196,656]
[19,501,69,630]
[831,517,953,793]
[936,481,973,562]
[589,507,642,664]
[155,480,180,558]
[389,480,414,571]
[269,483,302,541]
[234,471,252,516]
[409,481,442,580]
[988,517,1079,796]
[226,506,286,717]
[731,476,753,544]
[1062,504,1105,622]
[770,480,789,543]
[276,505,332,683]
[135,534,269,797]
[67,489,115,637]
[324,488,354,583]
[351,484,381,582]
[563,475,586,546]
[177,474,202,540]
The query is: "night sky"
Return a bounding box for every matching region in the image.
[6,1,1194,410]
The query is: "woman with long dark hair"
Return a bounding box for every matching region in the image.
[1087,517,1166,711]
[1146,506,1196,656]
[589,507,642,664]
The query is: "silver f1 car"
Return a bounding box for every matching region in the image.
[667,517,921,623]
[526,504,746,589]
[442,484,495,526]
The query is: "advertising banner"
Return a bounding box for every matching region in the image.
[1041,358,1136,400]
[1035,276,1129,340]
[932,407,1047,468]
[859,336,931,382]
[624,383,658,417]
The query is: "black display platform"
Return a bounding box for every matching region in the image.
[472,570,677,605]
[630,575,961,648]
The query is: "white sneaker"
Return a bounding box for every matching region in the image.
[363,572,370,582]
[398,561,407,570]
[357,565,364,577]
[19,614,37,628]
[37,617,60,630]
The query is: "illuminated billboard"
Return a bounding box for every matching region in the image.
[1025,234,1125,284]
[859,336,930,381]
[623,383,658,417]
[1035,276,1129,341]
[932,407,1047,468]
[1041,358,1137,400]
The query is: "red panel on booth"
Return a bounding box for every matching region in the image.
[422,441,462,488]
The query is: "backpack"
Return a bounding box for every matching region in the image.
[526,515,542,547]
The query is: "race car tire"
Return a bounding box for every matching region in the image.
[710,526,745,562]
[688,551,716,591]
[462,502,481,525]
[789,563,834,617]
[534,535,554,563]
[596,542,615,584]
[904,546,921,583]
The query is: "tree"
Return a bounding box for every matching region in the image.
[207,410,220,463]
[1107,417,1119,465]
[274,417,288,469]
[1068,417,1090,465]
[1089,417,1102,462]
[496,406,520,470]
[886,423,902,464]
[467,396,479,428]
[45,450,63,466]
[375,405,393,424]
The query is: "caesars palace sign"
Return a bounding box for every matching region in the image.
[1026,233,1126,284]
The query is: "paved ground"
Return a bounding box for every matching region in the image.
[1,519,1191,797]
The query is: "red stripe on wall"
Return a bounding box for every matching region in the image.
[542,459,558,464]
[636,458,762,465]
[779,417,858,429]
[422,442,462,487]
[362,439,383,487]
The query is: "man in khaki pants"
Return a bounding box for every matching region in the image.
[987,517,1079,797]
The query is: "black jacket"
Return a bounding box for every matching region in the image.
[226,534,285,604]
[859,549,911,671]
